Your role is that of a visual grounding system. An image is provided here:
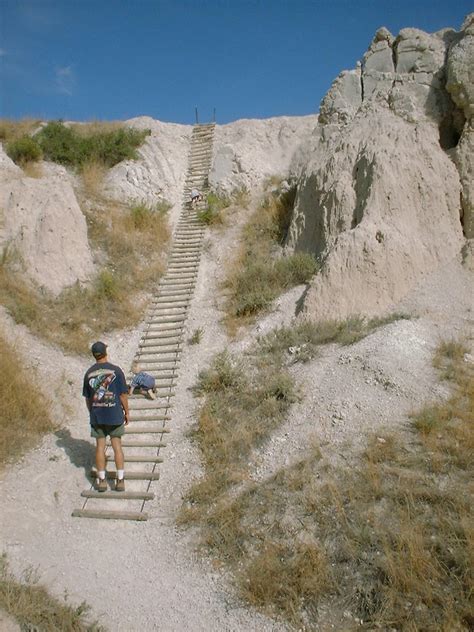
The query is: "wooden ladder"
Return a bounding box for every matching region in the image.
[72,123,216,521]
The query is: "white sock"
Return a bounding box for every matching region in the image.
[98,470,106,480]
[117,469,124,480]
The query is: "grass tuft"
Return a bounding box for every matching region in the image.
[188,327,203,345]
[0,554,104,631]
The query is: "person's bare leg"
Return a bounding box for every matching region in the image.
[95,437,106,472]
[110,436,124,471]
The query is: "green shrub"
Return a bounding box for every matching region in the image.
[198,192,230,225]
[36,121,150,168]
[229,254,318,317]
[6,136,43,165]
[276,252,318,285]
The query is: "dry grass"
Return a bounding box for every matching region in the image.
[0,335,55,467]
[80,159,108,197]
[0,200,170,355]
[0,118,41,143]
[180,338,473,629]
[258,313,411,364]
[0,555,104,631]
[21,160,43,178]
[70,120,123,137]
[179,351,297,519]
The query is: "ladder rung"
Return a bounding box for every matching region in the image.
[120,441,167,448]
[81,490,155,500]
[72,509,148,521]
[106,455,164,463]
[124,427,170,434]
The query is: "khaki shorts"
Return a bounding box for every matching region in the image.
[91,423,125,439]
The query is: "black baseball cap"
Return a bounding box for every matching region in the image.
[91,341,107,359]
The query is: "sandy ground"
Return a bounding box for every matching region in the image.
[0,205,472,630]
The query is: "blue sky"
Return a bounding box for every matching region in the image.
[0,0,471,124]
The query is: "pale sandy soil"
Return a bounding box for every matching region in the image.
[0,203,472,631]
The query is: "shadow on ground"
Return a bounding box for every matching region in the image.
[55,428,93,478]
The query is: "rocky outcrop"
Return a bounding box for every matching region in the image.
[0,156,94,295]
[446,13,474,238]
[286,15,470,322]
[210,115,318,195]
[104,117,192,217]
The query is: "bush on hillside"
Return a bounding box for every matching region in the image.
[6,136,43,165]
[36,120,150,168]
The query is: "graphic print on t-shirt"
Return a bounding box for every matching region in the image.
[88,369,118,407]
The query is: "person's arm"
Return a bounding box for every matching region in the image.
[82,374,92,412]
[119,392,129,425]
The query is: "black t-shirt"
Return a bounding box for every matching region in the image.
[82,361,128,425]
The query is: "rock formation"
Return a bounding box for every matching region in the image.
[0,147,94,295]
[287,15,472,321]
[210,115,318,195]
[104,116,192,214]
[446,13,474,238]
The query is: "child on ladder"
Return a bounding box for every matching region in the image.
[129,361,156,399]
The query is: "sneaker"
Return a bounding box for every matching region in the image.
[146,389,156,400]
[96,477,107,492]
[115,478,125,492]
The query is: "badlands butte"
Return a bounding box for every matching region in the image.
[0,12,473,632]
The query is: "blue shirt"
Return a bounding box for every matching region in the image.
[83,362,128,425]
[130,371,155,390]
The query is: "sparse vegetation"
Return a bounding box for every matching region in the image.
[224,188,317,328]
[179,351,297,516]
[258,314,410,364]
[0,555,104,631]
[198,192,230,225]
[0,118,41,143]
[188,327,204,345]
[231,186,250,208]
[0,335,55,466]
[0,199,170,354]
[181,333,473,629]
[432,338,469,380]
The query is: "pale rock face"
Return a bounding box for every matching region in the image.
[210,116,319,195]
[0,144,22,176]
[287,16,471,321]
[446,13,474,237]
[319,69,362,125]
[0,174,94,295]
[104,116,192,220]
[362,27,395,99]
[291,112,463,319]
